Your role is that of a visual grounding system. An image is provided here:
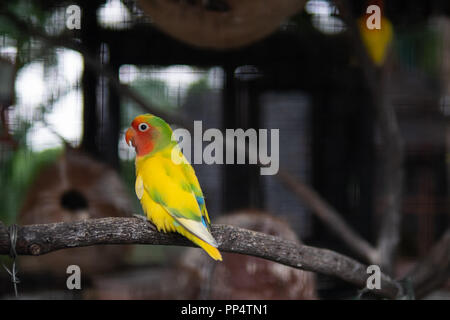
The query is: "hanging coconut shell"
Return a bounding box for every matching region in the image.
[178,210,317,299]
[136,0,306,49]
[18,148,133,276]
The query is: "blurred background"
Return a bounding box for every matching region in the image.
[0,0,449,299]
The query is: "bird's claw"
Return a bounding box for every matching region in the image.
[133,214,157,231]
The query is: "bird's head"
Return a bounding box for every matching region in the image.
[125,114,173,157]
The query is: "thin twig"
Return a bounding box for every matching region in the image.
[277,169,379,263]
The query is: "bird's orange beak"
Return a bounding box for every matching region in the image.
[125,127,136,147]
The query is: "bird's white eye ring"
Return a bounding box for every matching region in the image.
[138,123,149,132]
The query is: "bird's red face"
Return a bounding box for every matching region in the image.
[125,115,155,157]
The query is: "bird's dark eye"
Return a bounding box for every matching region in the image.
[138,123,149,132]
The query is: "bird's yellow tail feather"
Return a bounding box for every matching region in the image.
[171,222,222,261]
[199,240,222,261]
[187,233,222,261]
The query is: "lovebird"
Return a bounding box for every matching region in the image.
[125,114,222,261]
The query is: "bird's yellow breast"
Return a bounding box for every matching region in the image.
[135,148,202,233]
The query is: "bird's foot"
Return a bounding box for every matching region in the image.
[133,214,157,231]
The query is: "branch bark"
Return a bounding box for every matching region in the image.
[0,218,401,299]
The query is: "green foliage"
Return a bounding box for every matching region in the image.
[186,77,209,96]
[5,0,48,24]
[118,158,142,214]
[0,146,62,225]
[130,78,176,111]
[394,24,442,77]
[0,0,52,68]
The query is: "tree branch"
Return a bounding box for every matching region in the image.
[0,217,402,299]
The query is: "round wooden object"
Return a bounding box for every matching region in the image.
[18,148,132,275]
[179,210,317,299]
[136,0,306,49]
